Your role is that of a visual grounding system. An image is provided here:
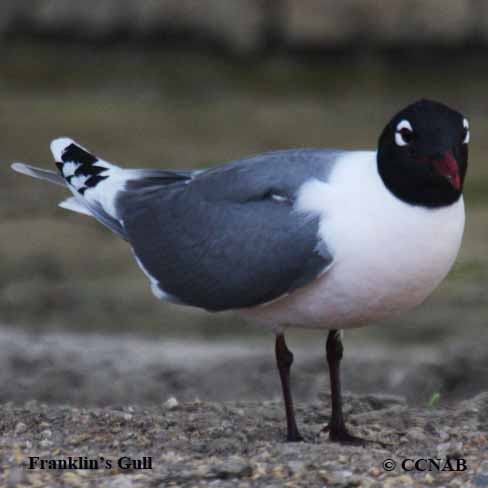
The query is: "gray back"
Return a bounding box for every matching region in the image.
[117,149,342,311]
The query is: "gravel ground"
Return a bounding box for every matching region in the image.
[1,394,487,487]
[0,327,487,487]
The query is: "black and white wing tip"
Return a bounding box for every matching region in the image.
[50,137,91,162]
[50,137,116,196]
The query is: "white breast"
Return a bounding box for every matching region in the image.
[243,151,465,330]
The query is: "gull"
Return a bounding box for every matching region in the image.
[11,99,469,443]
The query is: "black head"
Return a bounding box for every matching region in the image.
[377,99,469,208]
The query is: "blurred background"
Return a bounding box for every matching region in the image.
[0,0,487,405]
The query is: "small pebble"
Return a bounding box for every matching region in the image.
[424,473,434,484]
[406,427,427,442]
[39,439,53,448]
[107,476,135,488]
[436,441,451,455]
[212,458,252,479]
[448,480,463,487]
[327,470,354,485]
[287,461,306,475]
[369,467,381,477]
[14,422,27,435]
[439,430,450,442]
[164,397,179,410]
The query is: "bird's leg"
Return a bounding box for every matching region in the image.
[275,333,303,442]
[324,329,366,445]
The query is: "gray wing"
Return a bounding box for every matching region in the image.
[116,149,342,311]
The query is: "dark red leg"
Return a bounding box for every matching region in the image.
[275,334,303,442]
[325,330,367,445]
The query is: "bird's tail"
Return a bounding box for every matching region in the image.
[11,138,127,238]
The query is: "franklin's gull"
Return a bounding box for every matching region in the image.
[11,99,469,444]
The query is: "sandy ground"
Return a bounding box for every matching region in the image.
[0,327,487,487]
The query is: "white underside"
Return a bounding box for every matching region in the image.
[241,151,465,331]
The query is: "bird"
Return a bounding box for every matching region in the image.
[11,99,469,444]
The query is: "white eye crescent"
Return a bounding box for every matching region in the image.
[463,118,470,144]
[395,119,414,147]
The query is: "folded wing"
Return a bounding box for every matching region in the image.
[117,149,340,311]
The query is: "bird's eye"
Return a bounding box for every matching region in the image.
[395,120,414,147]
[462,118,470,144]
